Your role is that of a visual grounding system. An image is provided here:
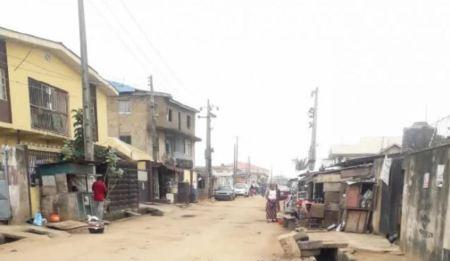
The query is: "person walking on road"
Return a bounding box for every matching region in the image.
[265,183,278,222]
[92,176,107,220]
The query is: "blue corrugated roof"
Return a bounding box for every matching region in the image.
[108,81,136,93]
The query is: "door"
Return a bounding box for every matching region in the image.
[380,158,404,234]
[138,169,151,203]
[0,157,11,220]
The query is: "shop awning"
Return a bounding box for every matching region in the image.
[99,137,152,161]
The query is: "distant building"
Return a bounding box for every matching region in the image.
[230,162,269,186]
[328,136,402,164]
[211,165,234,189]
[107,82,201,202]
[197,162,270,189]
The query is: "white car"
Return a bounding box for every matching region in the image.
[234,183,249,197]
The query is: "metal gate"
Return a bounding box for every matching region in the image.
[0,151,11,220]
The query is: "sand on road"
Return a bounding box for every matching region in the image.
[0,197,285,261]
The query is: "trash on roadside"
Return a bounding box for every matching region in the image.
[32,212,47,226]
[87,215,105,234]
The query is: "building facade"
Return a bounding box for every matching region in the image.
[107,83,200,202]
[0,27,117,223]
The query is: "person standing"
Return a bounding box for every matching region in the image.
[265,183,278,222]
[92,176,107,220]
[276,184,281,212]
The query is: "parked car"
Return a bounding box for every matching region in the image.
[234,183,249,197]
[278,185,291,200]
[214,185,235,201]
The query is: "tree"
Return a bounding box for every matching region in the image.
[61,109,118,170]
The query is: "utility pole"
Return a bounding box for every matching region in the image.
[148,76,158,162]
[199,99,217,198]
[78,0,94,163]
[308,87,319,170]
[233,136,238,184]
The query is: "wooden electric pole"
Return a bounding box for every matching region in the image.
[199,99,217,198]
[77,0,94,163]
[148,76,158,162]
[308,87,319,170]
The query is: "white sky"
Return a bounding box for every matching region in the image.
[1,0,450,177]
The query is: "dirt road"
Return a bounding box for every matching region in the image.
[0,197,285,261]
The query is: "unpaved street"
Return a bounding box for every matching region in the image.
[0,197,285,261]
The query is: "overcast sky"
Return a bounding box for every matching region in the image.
[1,0,450,177]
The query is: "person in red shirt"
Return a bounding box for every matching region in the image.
[92,176,107,220]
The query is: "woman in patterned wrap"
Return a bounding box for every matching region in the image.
[265,183,278,222]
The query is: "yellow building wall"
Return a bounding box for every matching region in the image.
[0,40,113,217]
[30,187,40,216]
[96,89,108,143]
[0,40,110,144]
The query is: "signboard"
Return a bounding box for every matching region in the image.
[176,159,193,169]
[380,157,392,185]
[138,171,148,181]
[42,175,56,186]
[437,165,445,188]
[423,173,430,189]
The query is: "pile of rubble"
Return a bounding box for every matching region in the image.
[278,229,348,260]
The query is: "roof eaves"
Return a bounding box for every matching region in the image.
[0,26,118,96]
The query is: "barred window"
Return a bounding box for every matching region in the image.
[29,78,68,135]
[0,68,7,100]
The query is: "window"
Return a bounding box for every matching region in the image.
[0,68,7,100]
[186,140,192,157]
[118,100,131,114]
[168,108,173,122]
[165,136,175,155]
[29,78,68,135]
[178,112,181,130]
[174,137,184,154]
[119,135,132,145]
[187,115,191,129]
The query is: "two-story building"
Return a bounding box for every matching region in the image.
[0,27,118,223]
[107,82,200,203]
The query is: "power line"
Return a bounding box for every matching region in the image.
[117,0,200,98]
[90,0,181,96]
[86,0,150,74]
[0,59,106,86]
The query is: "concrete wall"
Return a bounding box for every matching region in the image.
[107,94,149,153]
[401,145,450,261]
[2,145,31,224]
[0,40,111,144]
[154,96,196,137]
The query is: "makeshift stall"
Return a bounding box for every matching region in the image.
[343,180,375,233]
[37,162,97,221]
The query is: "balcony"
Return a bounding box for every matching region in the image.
[162,152,193,169]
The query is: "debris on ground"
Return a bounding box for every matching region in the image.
[123,210,142,217]
[278,230,349,259]
[45,220,87,231]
